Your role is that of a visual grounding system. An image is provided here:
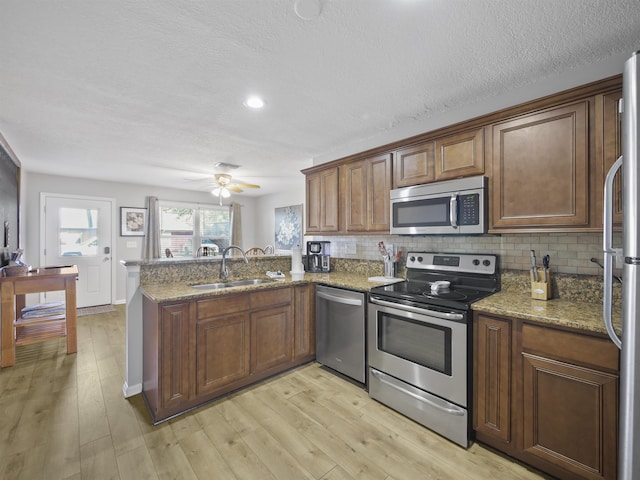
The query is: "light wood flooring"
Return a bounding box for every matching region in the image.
[0,305,553,480]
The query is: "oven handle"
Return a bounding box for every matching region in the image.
[317,290,363,306]
[371,369,465,416]
[369,297,464,321]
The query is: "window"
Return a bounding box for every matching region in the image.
[59,207,99,256]
[159,202,231,257]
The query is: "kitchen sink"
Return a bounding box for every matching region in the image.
[191,278,273,290]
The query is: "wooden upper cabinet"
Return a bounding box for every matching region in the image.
[341,159,367,232]
[393,142,435,188]
[306,166,339,233]
[490,101,590,231]
[341,153,392,233]
[597,89,623,227]
[435,128,484,180]
[367,154,392,231]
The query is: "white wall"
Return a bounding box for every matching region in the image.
[253,187,306,251]
[313,52,629,166]
[22,172,258,303]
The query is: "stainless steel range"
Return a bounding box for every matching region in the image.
[368,252,499,448]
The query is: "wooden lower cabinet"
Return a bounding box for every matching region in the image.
[196,312,250,395]
[159,301,192,410]
[474,314,512,443]
[251,305,293,373]
[474,312,619,480]
[143,285,314,423]
[293,283,315,362]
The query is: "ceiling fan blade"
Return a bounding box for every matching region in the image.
[227,185,244,193]
[232,183,260,189]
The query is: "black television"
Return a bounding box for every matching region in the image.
[0,132,20,268]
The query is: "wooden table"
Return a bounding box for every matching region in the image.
[0,265,78,367]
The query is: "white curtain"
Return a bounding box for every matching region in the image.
[231,202,242,247]
[143,196,160,259]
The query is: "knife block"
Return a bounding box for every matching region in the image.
[531,268,551,300]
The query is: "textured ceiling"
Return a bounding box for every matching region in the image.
[1,0,640,197]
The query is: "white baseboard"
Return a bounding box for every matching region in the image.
[122,381,142,398]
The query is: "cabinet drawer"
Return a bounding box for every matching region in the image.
[522,323,619,372]
[196,294,248,320]
[251,287,292,309]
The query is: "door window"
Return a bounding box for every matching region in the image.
[59,207,99,257]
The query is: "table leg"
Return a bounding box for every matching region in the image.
[65,277,77,354]
[1,281,16,367]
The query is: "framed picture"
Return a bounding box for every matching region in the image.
[120,207,146,236]
[274,204,303,253]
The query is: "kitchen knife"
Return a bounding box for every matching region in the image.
[543,255,549,282]
[530,250,538,281]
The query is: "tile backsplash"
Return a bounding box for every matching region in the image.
[311,232,622,277]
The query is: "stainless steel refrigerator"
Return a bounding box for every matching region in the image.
[604,49,640,480]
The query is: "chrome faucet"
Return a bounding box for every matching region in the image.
[220,245,249,280]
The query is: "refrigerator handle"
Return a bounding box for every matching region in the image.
[603,154,623,349]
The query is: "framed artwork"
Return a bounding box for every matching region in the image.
[120,207,146,236]
[274,204,303,253]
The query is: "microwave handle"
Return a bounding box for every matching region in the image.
[450,194,458,228]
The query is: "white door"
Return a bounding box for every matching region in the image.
[42,194,114,308]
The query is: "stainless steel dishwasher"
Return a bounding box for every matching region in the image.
[315,285,366,383]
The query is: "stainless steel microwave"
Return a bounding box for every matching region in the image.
[390,176,487,235]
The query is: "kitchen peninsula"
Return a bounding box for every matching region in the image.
[120,255,385,411]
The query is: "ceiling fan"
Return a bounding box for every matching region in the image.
[211,173,260,203]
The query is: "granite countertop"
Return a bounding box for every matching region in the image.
[472,291,621,337]
[141,271,392,303]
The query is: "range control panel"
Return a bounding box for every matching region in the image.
[405,252,497,275]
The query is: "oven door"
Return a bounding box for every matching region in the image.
[367,296,468,407]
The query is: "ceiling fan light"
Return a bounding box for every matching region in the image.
[211,187,222,196]
[221,188,231,198]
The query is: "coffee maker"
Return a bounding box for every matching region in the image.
[306,241,330,272]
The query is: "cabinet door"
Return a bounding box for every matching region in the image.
[474,314,512,443]
[367,153,392,231]
[522,353,618,480]
[341,159,367,232]
[435,128,484,180]
[393,141,435,187]
[195,313,250,395]
[306,167,339,233]
[490,101,589,230]
[293,284,315,361]
[250,304,293,374]
[160,302,191,409]
[600,89,623,227]
[341,154,392,233]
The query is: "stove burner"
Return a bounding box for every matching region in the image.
[422,287,480,301]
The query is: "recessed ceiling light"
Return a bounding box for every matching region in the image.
[244,96,265,109]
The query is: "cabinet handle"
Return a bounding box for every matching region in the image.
[371,369,465,416]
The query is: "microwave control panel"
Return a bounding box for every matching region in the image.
[458,193,480,225]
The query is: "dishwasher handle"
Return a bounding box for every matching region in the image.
[316,290,363,307]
